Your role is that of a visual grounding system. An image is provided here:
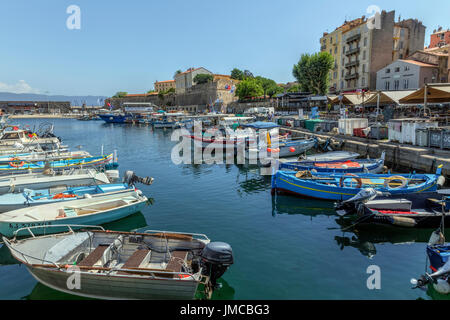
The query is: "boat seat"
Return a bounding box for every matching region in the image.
[78,244,109,267]
[117,249,150,274]
[165,251,188,273]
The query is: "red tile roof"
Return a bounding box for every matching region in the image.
[401,59,438,67]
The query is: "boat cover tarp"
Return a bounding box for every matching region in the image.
[243,122,280,129]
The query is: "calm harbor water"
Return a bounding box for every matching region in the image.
[0,118,445,300]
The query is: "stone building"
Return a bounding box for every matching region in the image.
[154,80,175,92]
[409,50,449,83]
[393,18,426,60]
[174,67,213,94]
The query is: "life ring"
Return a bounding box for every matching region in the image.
[53,193,77,200]
[339,173,362,188]
[9,159,25,168]
[383,176,408,189]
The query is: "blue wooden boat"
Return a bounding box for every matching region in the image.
[0,183,130,212]
[271,168,444,201]
[0,189,148,237]
[279,153,385,174]
[98,113,129,124]
[0,153,115,175]
[413,227,450,293]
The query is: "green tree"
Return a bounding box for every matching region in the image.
[287,84,302,93]
[266,84,284,97]
[193,73,214,84]
[292,52,334,95]
[255,76,278,97]
[235,78,264,100]
[174,70,182,78]
[112,92,128,98]
[231,68,245,80]
[147,89,157,94]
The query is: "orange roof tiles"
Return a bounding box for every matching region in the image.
[400,59,438,67]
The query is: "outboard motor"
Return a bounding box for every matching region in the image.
[123,170,154,186]
[201,242,234,287]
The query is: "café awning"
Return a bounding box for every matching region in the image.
[328,93,375,106]
[363,90,416,105]
[399,84,450,104]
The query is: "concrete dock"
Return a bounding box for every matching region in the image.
[281,127,450,177]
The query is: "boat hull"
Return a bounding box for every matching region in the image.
[272,171,440,201]
[27,266,199,300]
[0,198,146,237]
[280,159,384,174]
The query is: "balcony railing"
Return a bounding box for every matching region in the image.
[345,60,360,68]
[345,47,360,55]
[321,45,327,51]
[345,73,359,80]
[346,33,361,43]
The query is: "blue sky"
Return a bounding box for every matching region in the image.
[0,0,448,96]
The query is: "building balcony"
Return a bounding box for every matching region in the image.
[345,60,360,68]
[345,47,360,55]
[320,45,327,51]
[345,72,359,80]
[346,33,361,43]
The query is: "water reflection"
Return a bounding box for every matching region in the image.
[271,194,335,217]
[334,217,450,259]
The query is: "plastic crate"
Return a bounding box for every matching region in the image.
[353,128,368,138]
[415,128,429,147]
[369,125,388,140]
[429,129,443,149]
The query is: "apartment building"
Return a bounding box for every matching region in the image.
[320,10,426,93]
[393,18,426,60]
[429,27,450,48]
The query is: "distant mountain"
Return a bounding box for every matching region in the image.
[0,92,108,106]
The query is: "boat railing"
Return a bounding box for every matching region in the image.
[143,229,210,241]
[12,224,105,239]
[2,237,61,268]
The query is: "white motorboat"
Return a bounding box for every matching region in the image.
[0,168,112,195]
[0,189,148,237]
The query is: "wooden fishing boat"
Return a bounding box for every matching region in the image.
[279,152,385,174]
[0,153,115,175]
[412,227,450,294]
[0,189,148,237]
[335,189,450,228]
[0,168,111,195]
[247,138,317,161]
[2,226,233,299]
[271,168,445,201]
[0,150,91,164]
